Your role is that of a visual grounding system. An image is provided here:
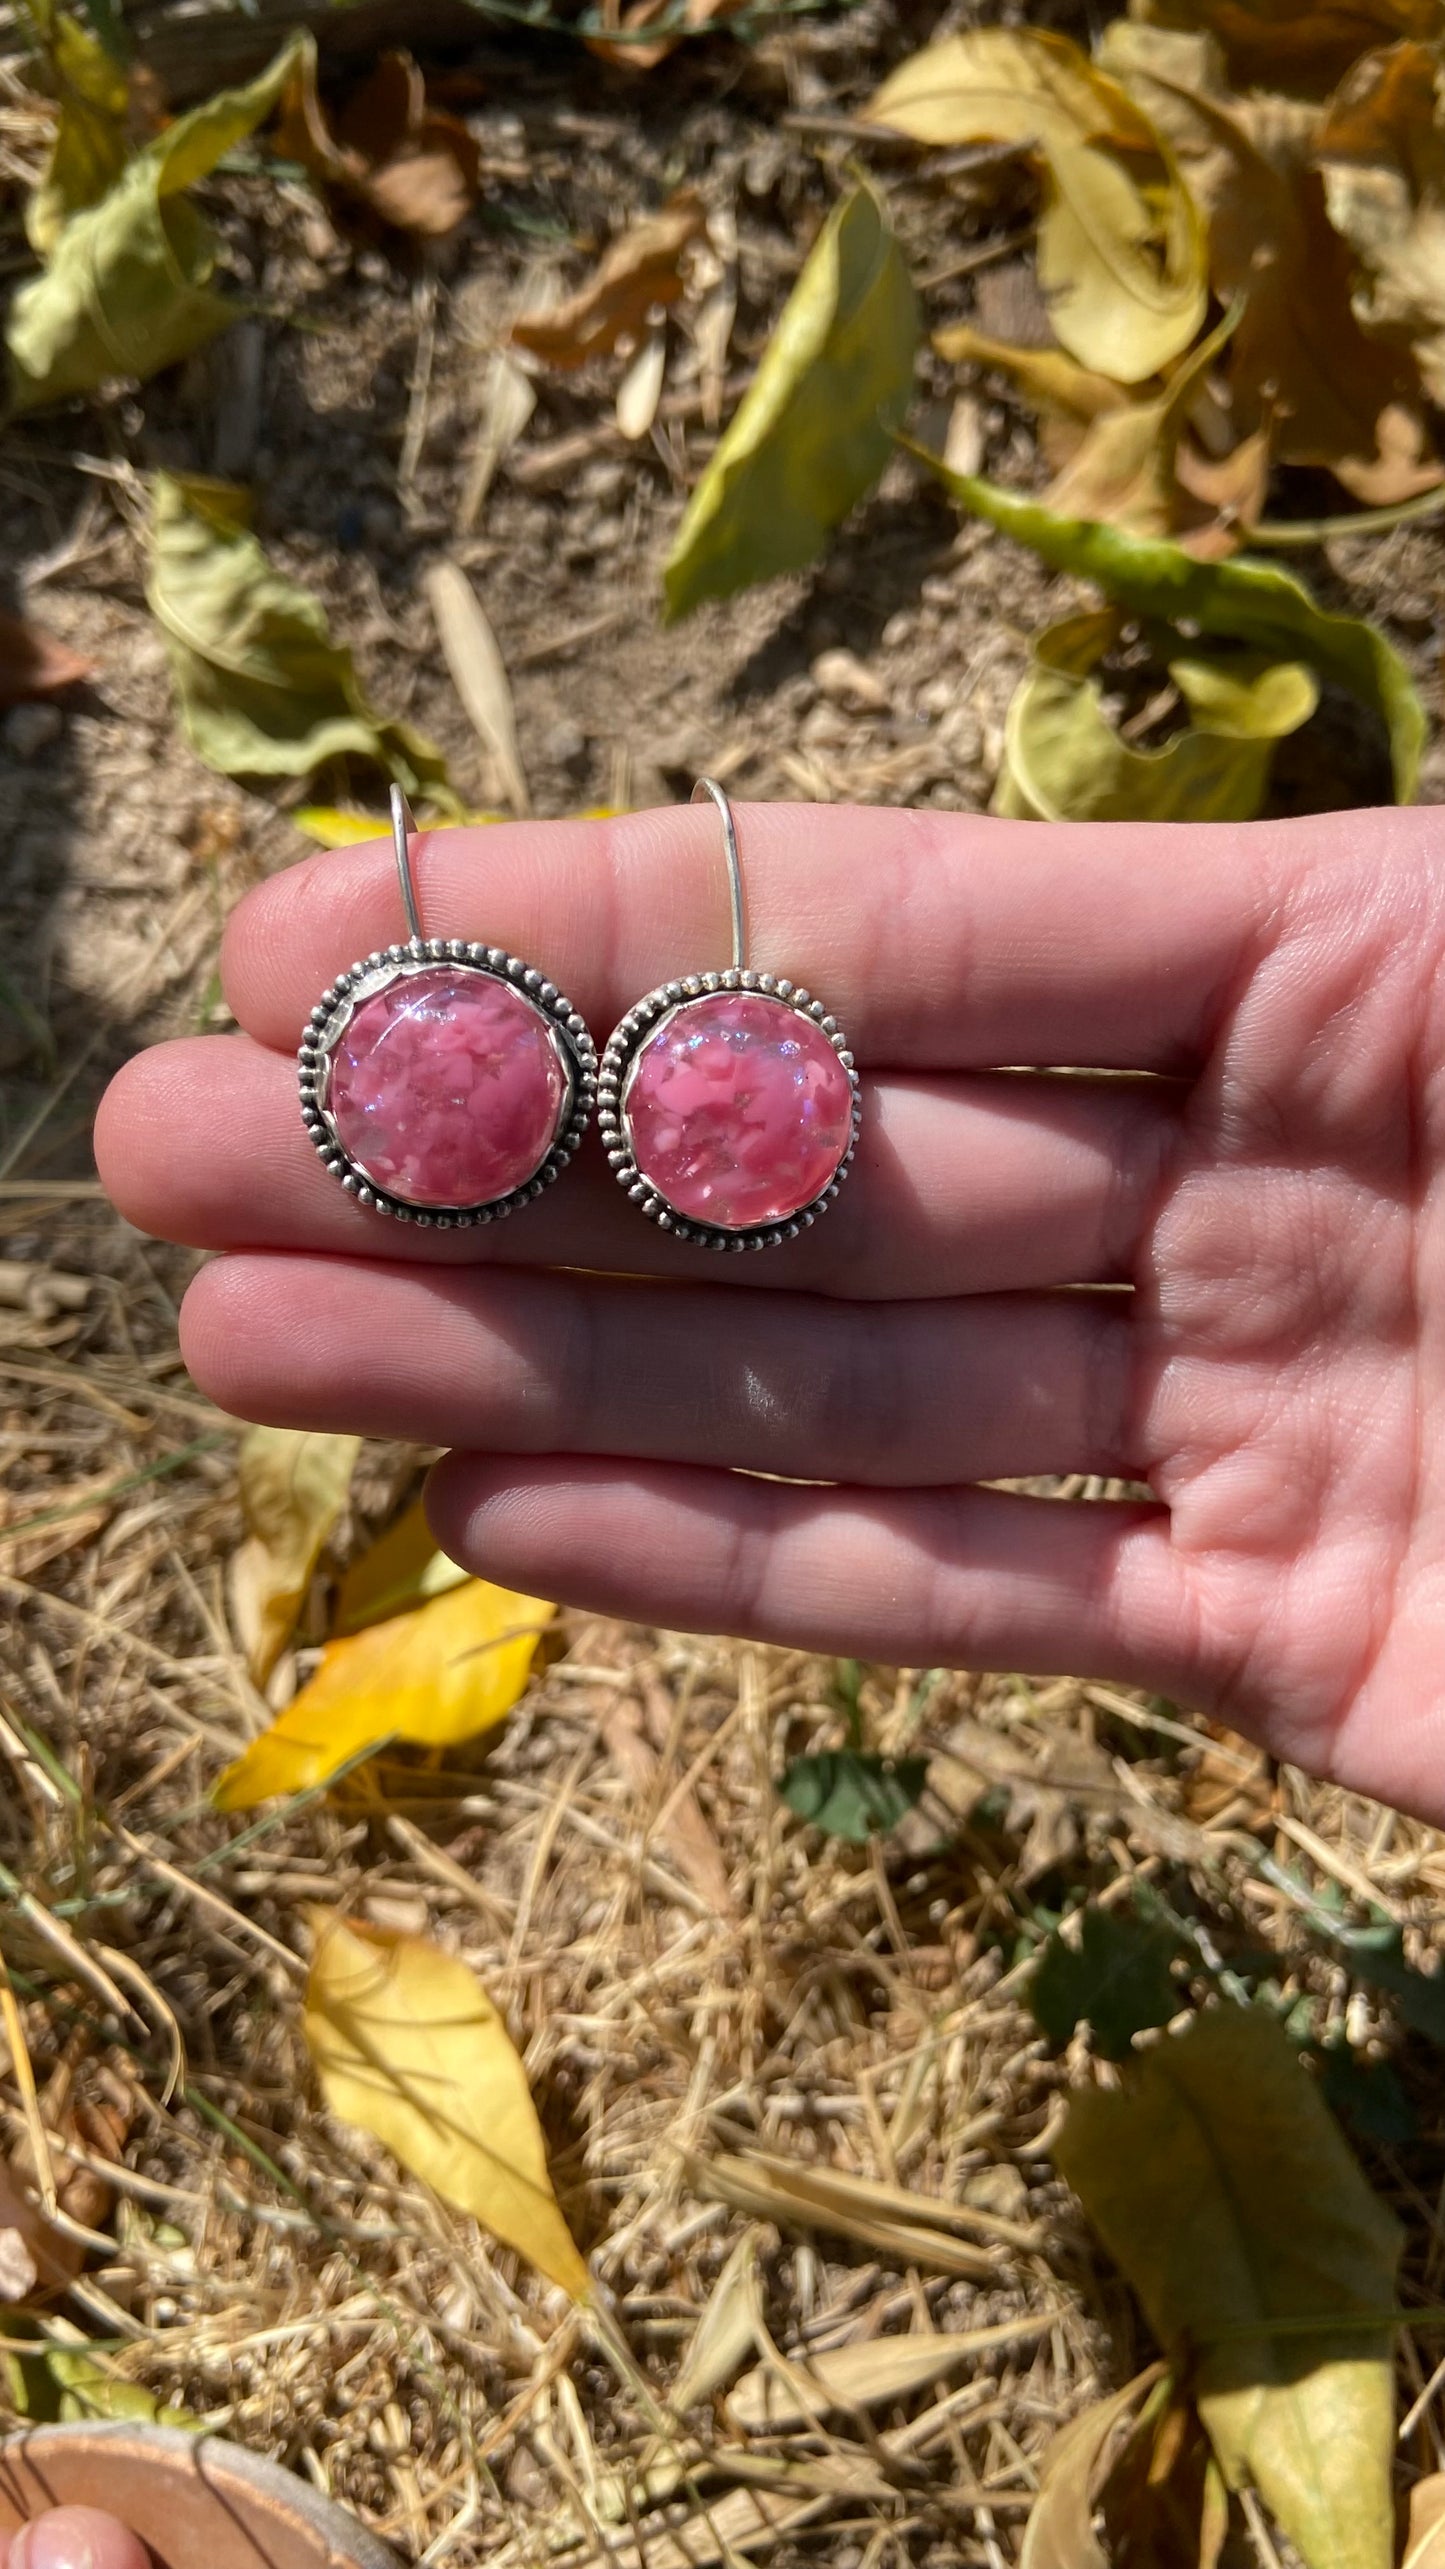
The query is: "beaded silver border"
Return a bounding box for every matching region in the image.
[298,939,597,1227]
[597,970,861,1251]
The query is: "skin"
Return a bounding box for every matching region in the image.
[0,2511,149,2569]
[93,798,1445,1823]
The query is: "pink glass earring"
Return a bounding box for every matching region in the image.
[597,780,860,1251]
[299,788,597,1228]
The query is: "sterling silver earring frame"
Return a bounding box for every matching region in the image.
[298,787,598,1228]
[596,779,861,1252]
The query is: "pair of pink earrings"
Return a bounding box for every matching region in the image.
[298,782,860,1251]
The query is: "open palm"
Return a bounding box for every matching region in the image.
[96,799,1445,1821]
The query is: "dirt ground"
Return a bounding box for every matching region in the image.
[2,3,1445,2562]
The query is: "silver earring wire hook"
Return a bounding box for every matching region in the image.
[691,776,746,975]
[390,782,424,944]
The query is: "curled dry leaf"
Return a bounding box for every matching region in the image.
[7,33,306,417]
[1097,20,1443,500]
[277,47,480,242]
[1316,40,1445,407]
[664,187,917,618]
[214,1574,554,1807]
[866,29,1206,383]
[0,611,93,709]
[304,1911,590,2299]
[227,1425,359,1688]
[1129,0,1440,96]
[512,193,706,370]
[916,454,1427,797]
[146,472,449,796]
[1058,2005,1402,2569]
[995,608,1319,823]
[25,5,131,259]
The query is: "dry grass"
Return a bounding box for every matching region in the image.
[3,1214,1445,2566]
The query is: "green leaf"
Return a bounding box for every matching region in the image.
[1057,2005,1402,2569]
[663,187,917,619]
[913,456,1426,800]
[1030,1895,1184,2060]
[4,2344,195,2428]
[6,32,307,416]
[996,607,1318,822]
[865,29,1206,383]
[25,7,130,259]
[146,472,450,794]
[779,1749,928,1842]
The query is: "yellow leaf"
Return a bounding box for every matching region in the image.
[215,1574,554,1807]
[1097,19,1443,500]
[294,804,499,845]
[227,1426,359,1688]
[333,1496,468,1635]
[1057,2006,1402,2569]
[146,472,451,794]
[25,9,131,261]
[935,321,1130,458]
[865,29,1206,382]
[7,33,307,416]
[1316,38,1445,408]
[304,1911,590,2298]
[663,187,917,618]
[994,607,1318,822]
[1020,2367,1167,2569]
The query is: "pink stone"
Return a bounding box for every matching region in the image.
[327,964,567,1209]
[624,990,854,1230]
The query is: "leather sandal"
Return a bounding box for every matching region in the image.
[0,2423,401,2569]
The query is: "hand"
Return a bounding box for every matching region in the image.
[95,800,1445,1822]
[1,2510,149,2569]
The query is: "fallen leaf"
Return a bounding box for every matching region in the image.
[277,46,480,241]
[333,1495,468,1635]
[304,1911,590,2298]
[512,194,706,370]
[994,607,1319,822]
[146,472,450,795]
[7,33,306,416]
[664,187,917,618]
[1129,0,1440,96]
[1098,2383,1230,2569]
[1020,2366,1167,2569]
[600,1692,736,1915]
[214,1575,554,1808]
[728,2316,1058,2432]
[1057,2005,1402,2569]
[423,559,529,815]
[668,2230,764,2413]
[1097,20,1443,499]
[916,454,1426,797]
[1405,2478,1445,2568]
[0,2160,80,2301]
[294,804,495,845]
[0,610,93,707]
[866,29,1206,382]
[935,321,1130,465]
[1043,305,1266,549]
[25,6,131,259]
[1316,39,1445,406]
[779,1749,929,1842]
[459,349,536,531]
[684,2146,1022,2280]
[227,1426,359,1688]
[1031,1894,1186,2060]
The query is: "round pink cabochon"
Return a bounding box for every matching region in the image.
[326,964,567,1209]
[623,989,854,1230]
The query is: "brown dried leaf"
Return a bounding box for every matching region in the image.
[1129,0,1441,97]
[1099,20,1443,499]
[1317,40,1445,406]
[0,611,93,708]
[277,48,480,241]
[512,194,707,370]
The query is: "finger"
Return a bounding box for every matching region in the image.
[98,1034,1177,1298]
[8,2513,150,2569]
[180,1253,1132,1488]
[220,800,1278,1070]
[425,1454,1189,1693]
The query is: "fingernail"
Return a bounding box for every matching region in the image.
[14,2513,97,2569]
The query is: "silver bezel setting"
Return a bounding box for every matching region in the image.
[298,939,598,1227]
[597,970,861,1251]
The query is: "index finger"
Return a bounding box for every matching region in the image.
[222,799,1275,1069]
